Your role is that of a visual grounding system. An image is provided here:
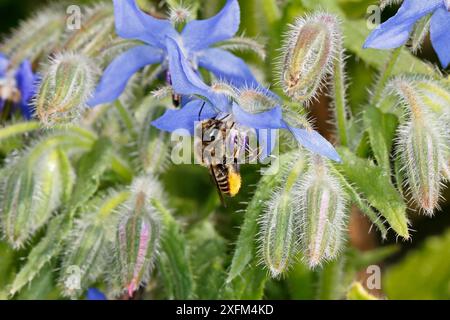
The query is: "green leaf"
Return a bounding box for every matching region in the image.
[222,267,267,300]
[69,137,113,209]
[384,229,450,300]
[187,221,227,299]
[15,266,60,300]
[10,214,73,296]
[343,20,435,76]
[337,148,409,239]
[363,107,399,172]
[152,199,194,299]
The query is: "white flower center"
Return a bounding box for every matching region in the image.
[445,0,450,11]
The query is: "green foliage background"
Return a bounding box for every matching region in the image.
[0,0,449,300]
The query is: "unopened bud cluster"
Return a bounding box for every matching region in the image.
[259,153,347,275]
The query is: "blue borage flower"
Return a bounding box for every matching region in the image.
[0,53,35,119]
[152,38,342,162]
[88,0,258,106]
[364,0,450,67]
[86,288,107,300]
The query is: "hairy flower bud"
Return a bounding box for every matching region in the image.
[60,192,129,297]
[296,157,347,268]
[280,13,340,103]
[259,188,297,277]
[236,88,278,114]
[110,176,162,297]
[35,53,98,126]
[259,155,306,277]
[62,4,115,57]
[0,149,67,248]
[389,78,448,215]
[0,7,65,67]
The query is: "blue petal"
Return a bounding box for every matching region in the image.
[86,288,107,300]
[182,0,240,51]
[113,0,177,49]
[165,37,229,112]
[15,60,35,119]
[88,45,164,106]
[232,103,285,129]
[430,7,450,68]
[363,0,441,49]
[288,126,342,162]
[198,48,258,87]
[0,53,9,77]
[256,128,278,161]
[152,100,217,135]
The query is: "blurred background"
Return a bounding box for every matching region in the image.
[0,0,449,300]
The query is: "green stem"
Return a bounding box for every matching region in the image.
[333,50,349,147]
[114,100,137,138]
[262,0,281,26]
[0,121,40,142]
[371,47,402,106]
[111,154,134,183]
[316,257,344,300]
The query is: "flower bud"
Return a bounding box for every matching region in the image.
[35,52,98,127]
[280,13,339,103]
[1,149,64,248]
[258,155,307,277]
[110,176,162,297]
[259,187,297,277]
[0,7,65,67]
[60,191,129,297]
[296,157,347,268]
[62,4,115,57]
[389,78,448,215]
[236,88,278,114]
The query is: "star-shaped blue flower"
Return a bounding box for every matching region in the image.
[152,38,342,162]
[88,0,258,106]
[0,53,35,120]
[364,0,450,67]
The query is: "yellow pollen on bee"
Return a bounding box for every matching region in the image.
[228,169,242,197]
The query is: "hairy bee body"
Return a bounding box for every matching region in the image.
[197,117,243,202]
[211,163,242,197]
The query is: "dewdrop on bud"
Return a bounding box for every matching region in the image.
[236,88,278,114]
[389,78,448,215]
[280,13,340,103]
[1,150,64,248]
[35,53,98,127]
[296,156,347,268]
[111,176,162,297]
[259,187,297,277]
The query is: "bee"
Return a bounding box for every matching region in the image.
[196,115,244,206]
